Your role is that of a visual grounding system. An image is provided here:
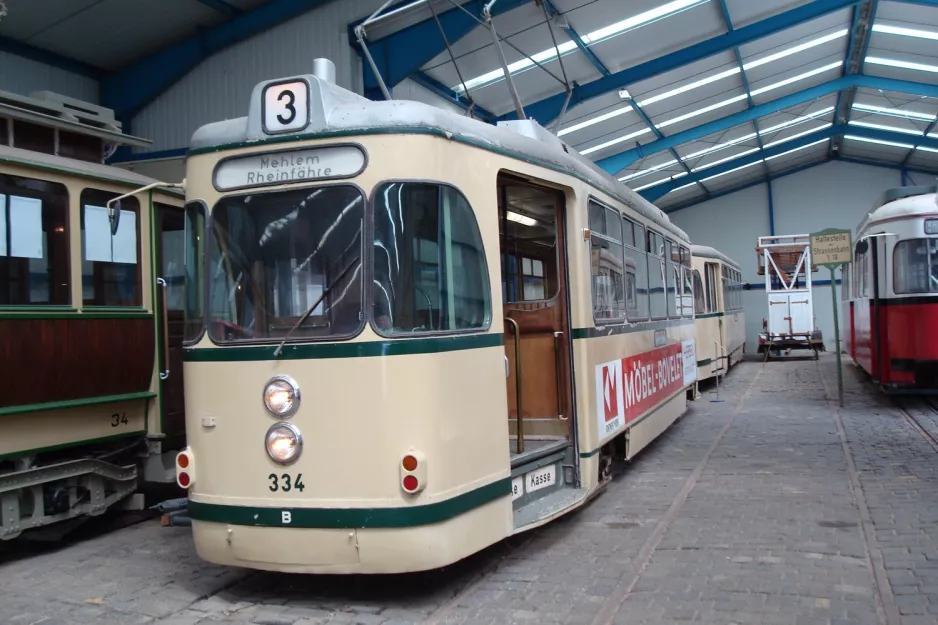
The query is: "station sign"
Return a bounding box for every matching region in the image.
[810,228,852,267]
[213,145,366,191]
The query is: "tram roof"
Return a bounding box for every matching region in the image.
[0,144,180,192]
[189,73,689,243]
[691,244,740,269]
[857,184,938,233]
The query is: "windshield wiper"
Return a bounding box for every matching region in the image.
[273,258,360,358]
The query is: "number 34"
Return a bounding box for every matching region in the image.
[268,473,305,493]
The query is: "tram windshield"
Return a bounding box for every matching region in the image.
[894,238,938,294]
[207,185,364,343]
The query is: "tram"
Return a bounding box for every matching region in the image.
[844,185,938,393]
[154,59,698,574]
[690,245,746,384]
[0,89,188,539]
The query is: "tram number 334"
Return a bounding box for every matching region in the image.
[268,473,306,492]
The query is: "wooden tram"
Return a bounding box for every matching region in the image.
[137,59,703,574]
[844,185,938,392]
[0,89,188,539]
[690,245,746,386]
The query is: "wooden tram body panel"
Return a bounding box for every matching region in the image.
[690,245,746,383]
[177,69,697,574]
[845,187,938,392]
[0,130,186,538]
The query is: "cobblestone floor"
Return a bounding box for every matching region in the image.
[2,354,937,625]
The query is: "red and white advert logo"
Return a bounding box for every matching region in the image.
[595,340,695,440]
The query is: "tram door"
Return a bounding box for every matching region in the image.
[155,204,187,447]
[497,174,574,457]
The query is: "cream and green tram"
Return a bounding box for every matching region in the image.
[690,245,746,384]
[0,89,189,538]
[172,60,697,574]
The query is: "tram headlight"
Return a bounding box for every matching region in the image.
[263,375,300,418]
[265,423,302,465]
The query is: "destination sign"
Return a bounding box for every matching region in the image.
[810,228,852,266]
[214,145,366,191]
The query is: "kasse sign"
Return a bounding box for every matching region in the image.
[213,145,366,191]
[595,340,696,440]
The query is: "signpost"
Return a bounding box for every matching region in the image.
[809,228,853,406]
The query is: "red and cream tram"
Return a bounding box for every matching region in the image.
[844,185,938,392]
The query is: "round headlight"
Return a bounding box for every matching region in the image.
[263,375,300,418]
[265,423,302,464]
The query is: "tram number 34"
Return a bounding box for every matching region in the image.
[110,412,128,427]
[268,473,306,493]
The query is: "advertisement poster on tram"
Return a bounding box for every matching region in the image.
[596,340,696,439]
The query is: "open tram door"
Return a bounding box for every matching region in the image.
[496,172,580,529]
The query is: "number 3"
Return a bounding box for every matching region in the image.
[276,90,296,125]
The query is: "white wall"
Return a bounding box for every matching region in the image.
[670,160,906,352]
[0,51,99,103]
[131,0,467,154]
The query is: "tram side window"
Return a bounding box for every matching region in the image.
[665,240,678,318]
[693,269,705,315]
[704,262,717,313]
[374,182,490,334]
[588,201,626,322]
[680,246,693,318]
[894,239,938,294]
[854,244,870,297]
[648,230,667,319]
[625,219,649,321]
[182,202,205,343]
[0,174,69,306]
[81,189,141,307]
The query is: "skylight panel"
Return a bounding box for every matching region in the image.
[619,159,679,182]
[762,138,828,161]
[872,24,938,41]
[581,128,652,155]
[847,120,924,135]
[633,171,687,191]
[453,0,711,94]
[865,57,938,74]
[690,147,761,172]
[749,61,842,97]
[699,160,763,182]
[558,106,633,137]
[844,135,916,150]
[761,123,832,148]
[852,103,936,121]
[743,29,848,70]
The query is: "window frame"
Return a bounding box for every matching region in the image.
[588,197,627,324]
[369,179,492,338]
[893,237,938,295]
[206,181,368,346]
[623,215,649,322]
[646,227,668,321]
[0,173,71,307]
[79,187,144,309]
[182,200,208,346]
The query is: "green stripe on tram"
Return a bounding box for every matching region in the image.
[184,333,504,362]
[187,477,512,528]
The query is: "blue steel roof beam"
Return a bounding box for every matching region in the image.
[899,118,938,167]
[497,0,862,124]
[715,0,769,179]
[595,74,938,173]
[0,37,102,79]
[629,98,711,195]
[640,122,938,202]
[193,0,242,17]
[348,0,532,100]
[832,0,877,156]
[101,0,344,120]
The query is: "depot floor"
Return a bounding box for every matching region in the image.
[3,354,938,625]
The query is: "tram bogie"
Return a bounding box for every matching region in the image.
[163,58,698,574]
[844,185,938,393]
[690,245,746,387]
[0,89,187,539]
